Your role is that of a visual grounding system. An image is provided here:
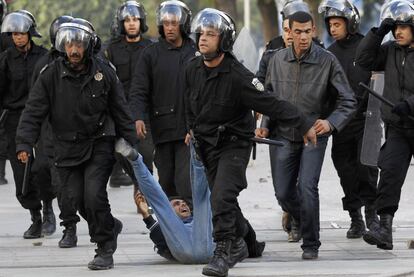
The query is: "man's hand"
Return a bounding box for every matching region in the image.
[135,120,146,140]
[392,101,411,117]
[377,18,395,37]
[255,127,269,138]
[303,126,317,146]
[313,119,332,136]
[17,151,29,164]
[184,133,191,145]
[134,191,150,219]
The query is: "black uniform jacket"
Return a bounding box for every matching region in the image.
[16,56,138,167]
[185,54,313,146]
[129,37,196,145]
[0,42,47,111]
[103,36,152,97]
[356,29,414,129]
[328,33,371,118]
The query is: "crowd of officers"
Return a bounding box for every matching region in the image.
[1,0,414,275]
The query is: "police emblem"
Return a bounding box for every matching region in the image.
[252,78,264,92]
[94,72,103,81]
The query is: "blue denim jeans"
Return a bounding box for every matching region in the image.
[270,136,328,251]
[130,144,214,263]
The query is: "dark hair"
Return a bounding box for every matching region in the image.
[289,11,314,29]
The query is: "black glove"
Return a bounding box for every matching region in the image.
[391,101,411,117]
[377,18,395,37]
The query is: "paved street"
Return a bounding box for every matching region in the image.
[1,142,414,277]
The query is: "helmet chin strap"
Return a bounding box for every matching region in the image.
[202,50,221,61]
[126,31,140,39]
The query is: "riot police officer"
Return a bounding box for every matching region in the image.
[0,10,47,239]
[319,0,379,239]
[16,18,138,270]
[103,1,154,188]
[186,9,316,276]
[129,0,195,204]
[31,15,80,247]
[356,0,414,250]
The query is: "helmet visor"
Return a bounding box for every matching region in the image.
[381,0,414,22]
[156,3,186,26]
[282,1,310,18]
[318,0,349,14]
[55,26,91,53]
[1,12,33,33]
[191,9,228,34]
[119,4,144,20]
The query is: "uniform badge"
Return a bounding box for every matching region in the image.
[252,78,264,92]
[94,72,103,81]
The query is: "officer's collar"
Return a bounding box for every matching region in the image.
[196,52,232,75]
[60,57,98,79]
[286,41,319,64]
[159,36,188,50]
[11,40,39,58]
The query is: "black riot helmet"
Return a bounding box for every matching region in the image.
[117,1,148,35]
[191,8,236,59]
[281,0,311,20]
[156,0,192,37]
[381,0,414,28]
[0,0,7,24]
[55,18,100,58]
[1,10,42,37]
[49,15,74,47]
[319,0,361,35]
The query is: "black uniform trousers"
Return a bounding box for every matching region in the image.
[376,125,414,216]
[200,139,252,242]
[154,139,191,204]
[331,119,378,211]
[56,138,116,244]
[4,111,41,210]
[0,126,7,160]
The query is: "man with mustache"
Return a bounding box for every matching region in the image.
[0,10,47,239]
[129,0,195,205]
[103,1,153,188]
[356,0,414,251]
[319,0,379,239]
[15,18,137,270]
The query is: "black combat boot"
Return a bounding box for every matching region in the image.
[289,217,301,242]
[41,200,56,236]
[228,237,249,268]
[202,240,232,277]
[364,204,380,231]
[88,242,114,270]
[59,224,77,248]
[0,159,7,185]
[347,209,366,239]
[109,162,132,187]
[23,210,43,239]
[363,214,393,250]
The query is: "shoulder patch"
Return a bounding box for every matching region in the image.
[252,78,264,92]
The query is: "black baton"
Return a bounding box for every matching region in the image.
[250,137,284,146]
[22,154,32,196]
[359,82,414,121]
